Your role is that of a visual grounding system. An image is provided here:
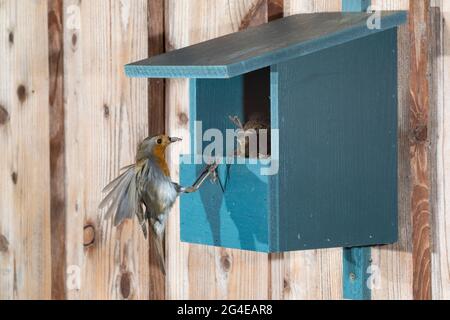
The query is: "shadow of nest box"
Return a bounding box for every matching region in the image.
[126,11,407,253]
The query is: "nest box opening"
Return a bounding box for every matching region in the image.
[190,67,271,160]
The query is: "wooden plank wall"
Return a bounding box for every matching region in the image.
[408,0,432,300]
[62,0,150,299]
[48,0,67,300]
[431,0,450,300]
[0,0,51,300]
[0,0,448,300]
[147,0,166,300]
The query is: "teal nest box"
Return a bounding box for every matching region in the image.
[126,11,407,253]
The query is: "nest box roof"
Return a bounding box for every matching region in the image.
[125,11,406,79]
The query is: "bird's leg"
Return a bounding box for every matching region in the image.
[179,162,219,193]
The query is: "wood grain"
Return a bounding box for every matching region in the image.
[372,0,409,10]
[370,0,413,300]
[148,0,166,300]
[165,0,269,299]
[165,0,191,299]
[48,0,66,300]
[63,0,150,300]
[409,0,432,300]
[285,0,340,15]
[270,0,343,300]
[148,0,165,136]
[431,0,449,300]
[0,0,51,299]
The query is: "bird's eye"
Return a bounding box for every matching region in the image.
[157,138,162,144]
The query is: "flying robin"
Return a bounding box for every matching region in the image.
[99,134,218,274]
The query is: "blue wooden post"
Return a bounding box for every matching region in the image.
[342,0,371,12]
[343,247,371,299]
[342,0,372,301]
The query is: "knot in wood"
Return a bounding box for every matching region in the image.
[0,235,9,252]
[17,85,27,104]
[220,254,231,272]
[120,272,132,299]
[0,105,9,125]
[103,104,110,118]
[413,125,427,142]
[283,278,291,291]
[8,31,14,45]
[83,224,95,247]
[11,172,18,185]
[178,112,189,126]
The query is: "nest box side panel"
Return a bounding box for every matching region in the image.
[179,158,270,252]
[274,28,398,251]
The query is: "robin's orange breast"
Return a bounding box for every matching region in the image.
[152,145,171,177]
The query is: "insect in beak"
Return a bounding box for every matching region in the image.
[169,137,182,143]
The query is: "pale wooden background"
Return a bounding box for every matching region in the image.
[0,0,448,300]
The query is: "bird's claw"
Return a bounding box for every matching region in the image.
[180,162,220,194]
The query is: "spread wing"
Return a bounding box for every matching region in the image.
[99,165,143,229]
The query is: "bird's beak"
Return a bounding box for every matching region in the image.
[169,136,182,143]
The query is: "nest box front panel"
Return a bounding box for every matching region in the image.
[273,28,398,251]
[180,157,272,252]
[181,70,274,252]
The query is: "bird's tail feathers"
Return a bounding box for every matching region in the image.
[150,226,166,275]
